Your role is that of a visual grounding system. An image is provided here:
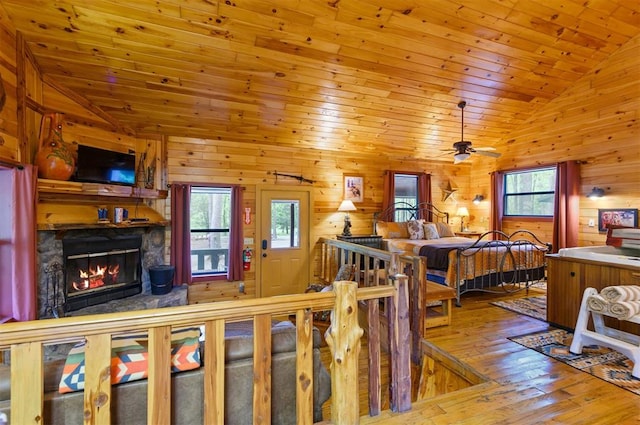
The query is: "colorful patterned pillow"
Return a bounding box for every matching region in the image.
[59,327,201,393]
[423,223,440,240]
[407,220,425,240]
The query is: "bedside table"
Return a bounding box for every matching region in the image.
[455,231,483,238]
[336,234,383,249]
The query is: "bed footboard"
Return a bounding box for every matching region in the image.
[450,230,551,306]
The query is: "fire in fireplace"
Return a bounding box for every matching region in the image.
[62,235,142,311]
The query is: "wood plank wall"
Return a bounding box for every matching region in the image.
[0,8,638,305]
[478,34,640,246]
[0,3,18,161]
[166,136,469,302]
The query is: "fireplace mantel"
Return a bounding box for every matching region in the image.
[38,178,168,199]
[37,179,169,230]
[38,202,168,230]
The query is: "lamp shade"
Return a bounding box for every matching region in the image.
[338,199,357,212]
[456,207,469,217]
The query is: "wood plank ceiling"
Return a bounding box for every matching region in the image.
[2,0,639,161]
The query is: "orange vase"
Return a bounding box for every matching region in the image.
[35,113,75,180]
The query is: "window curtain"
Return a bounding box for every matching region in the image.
[227,185,243,282]
[170,183,192,285]
[382,171,395,215]
[417,173,432,220]
[0,165,37,322]
[490,171,504,232]
[382,171,431,220]
[552,161,580,252]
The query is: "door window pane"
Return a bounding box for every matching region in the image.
[271,200,299,248]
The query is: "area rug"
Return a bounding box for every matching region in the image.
[490,295,546,322]
[509,328,640,395]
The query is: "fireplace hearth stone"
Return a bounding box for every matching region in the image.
[67,285,187,317]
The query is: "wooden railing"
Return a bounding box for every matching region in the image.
[0,279,411,424]
[316,237,427,364]
[191,247,228,272]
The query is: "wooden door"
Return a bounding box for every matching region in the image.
[257,188,312,297]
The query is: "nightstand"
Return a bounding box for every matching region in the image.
[455,231,483,238]
[336,234,383,249]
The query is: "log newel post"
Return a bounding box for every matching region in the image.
[325,280,364,424]
[388,273,412,413]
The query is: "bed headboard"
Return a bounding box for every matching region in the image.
[374,202,449,225]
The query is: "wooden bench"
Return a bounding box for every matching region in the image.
[363,269,456,330]
[425,282,456,330]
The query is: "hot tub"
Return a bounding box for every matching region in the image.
[558,245,640,267]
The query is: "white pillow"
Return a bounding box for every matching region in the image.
[436,222,455,237]
[423,223,440,240]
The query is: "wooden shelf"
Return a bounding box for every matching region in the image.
[37,220,169,231]
[37,201,169,231]
[37,179,168,199]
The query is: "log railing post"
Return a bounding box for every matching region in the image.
[387,273,412,413]
[325,280,364,424]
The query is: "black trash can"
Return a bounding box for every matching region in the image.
[149,265,175,295]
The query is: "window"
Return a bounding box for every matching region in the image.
[393,174,419,221]
[190,186,232,276]
[270,200,300,248]
[503,167,556,217]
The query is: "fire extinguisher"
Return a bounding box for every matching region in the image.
[242,248,252,271]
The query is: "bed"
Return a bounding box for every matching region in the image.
[374,202,551,305]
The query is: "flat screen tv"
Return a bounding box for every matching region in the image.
[74,145,136,186]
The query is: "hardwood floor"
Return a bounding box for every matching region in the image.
[321,287,640,424]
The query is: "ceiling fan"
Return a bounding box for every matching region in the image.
[442,101,501,164]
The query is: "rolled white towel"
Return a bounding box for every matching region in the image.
[608,300,640,321]
[587,294,609,314]
[600,285,640,302]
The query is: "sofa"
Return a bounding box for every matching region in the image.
[0,321,331,425]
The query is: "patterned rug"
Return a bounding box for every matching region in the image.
[509,328,640,395]
[490,295,547,322]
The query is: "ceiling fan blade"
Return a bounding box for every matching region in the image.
[474,150,502,158]
[472,146,497,151]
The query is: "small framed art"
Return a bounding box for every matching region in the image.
[344,175,364,203]
[598,208,638,232]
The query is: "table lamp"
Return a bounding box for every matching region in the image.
[456,206,469,232]
[338,199,357,236]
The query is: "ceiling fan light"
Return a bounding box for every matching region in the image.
[454,152,470,163]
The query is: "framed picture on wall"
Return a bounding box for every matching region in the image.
[344,175,364,203]
[598,208,638,232]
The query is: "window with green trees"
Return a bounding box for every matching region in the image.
[190,186,231,275]
[504,167,556,217]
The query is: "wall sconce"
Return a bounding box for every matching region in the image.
[587,187,605,199]
[338,199,357,236]
[456,206,470,232]
[472,194,484,205]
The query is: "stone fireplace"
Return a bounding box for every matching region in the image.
[37,227,167,319]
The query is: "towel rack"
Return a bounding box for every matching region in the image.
[569,287,640,378]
